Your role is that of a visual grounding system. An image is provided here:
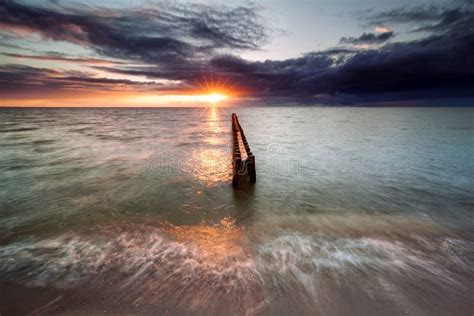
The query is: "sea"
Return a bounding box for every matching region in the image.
[0,107,473,315]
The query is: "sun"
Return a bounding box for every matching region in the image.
[190,72,236,106]
[207,92,227,105]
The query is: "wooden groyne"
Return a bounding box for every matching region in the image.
[232,113,256,186]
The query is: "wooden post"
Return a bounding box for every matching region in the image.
[247,154,256,183]
[231,113,256,186]
[232,156,241,187]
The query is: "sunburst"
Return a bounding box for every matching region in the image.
[190,70,237,107]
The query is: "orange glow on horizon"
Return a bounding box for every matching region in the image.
[0,73,244,107]
[0,90,237,107]
[126,91,230,106]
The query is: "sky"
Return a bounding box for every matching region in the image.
[0,0,473,106]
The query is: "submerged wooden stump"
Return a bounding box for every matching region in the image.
[232,113,256,187]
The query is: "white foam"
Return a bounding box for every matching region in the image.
[0,226,471,313]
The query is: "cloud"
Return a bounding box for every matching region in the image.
[0,64,162,98]
[375,26,391,33]
[340,31,394,45]
[91,17,474,103]
[366,2,474,34]
[0,1,473,105]
[367,5,441,25]
[96,10,474,104]
[212,3,473,103]
[0,1,269,64]
[0,52,125,65]
[93,50,344,97]
[412,7,474,32]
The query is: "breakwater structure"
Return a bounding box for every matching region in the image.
[231,113,256,186]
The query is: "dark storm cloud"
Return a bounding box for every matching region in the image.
[94,50,341,96]
[0,1,268,63]
[340,31,394,45]
[0,64,162,97]
[212,3,473,102]
[97,11,474,103]
[85,2,474,104]
[0,0,473,105]
[95,48,353,86]
[237,34,470,99]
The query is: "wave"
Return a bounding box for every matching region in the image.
[0,223,263,313]
[0,222,471,314]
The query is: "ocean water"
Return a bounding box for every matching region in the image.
[0,107,473,315]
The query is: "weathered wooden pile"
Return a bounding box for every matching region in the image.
[231,113,256,186]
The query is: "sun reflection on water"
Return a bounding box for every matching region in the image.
[191,148,231,185]
[190,106,232,186]
[167,218,248,263]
